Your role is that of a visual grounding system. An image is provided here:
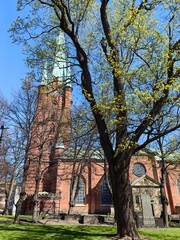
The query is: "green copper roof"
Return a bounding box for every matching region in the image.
[58,147,104,160]
[52,31,71,87]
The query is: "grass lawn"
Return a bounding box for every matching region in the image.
[0,216,180,239]
[139,228,180,240]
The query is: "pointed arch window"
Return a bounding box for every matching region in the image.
[75,177,86,205]
[177,176,180,195]
[101,177,112,205]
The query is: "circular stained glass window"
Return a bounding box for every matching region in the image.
[133,163,146,177]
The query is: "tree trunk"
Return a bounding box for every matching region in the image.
[68,202,74,215]
[160,186,169,228]
[160,154,169,228]
[14,191,27,223]
[32,198,39,223]
[2,190,8,215]
[32,173,41,222]
[110,156,139,239]
[13,149,30,223]
[3,176,16,215]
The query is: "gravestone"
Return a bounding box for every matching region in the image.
[141,193,155,227]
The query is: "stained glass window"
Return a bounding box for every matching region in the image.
[75,177,86,205]
[101,177,112,205]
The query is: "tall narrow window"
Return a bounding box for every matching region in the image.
[101,177,112,205]
[177,176,180,195]
[135,195,140,204]
[51,112,56,120]
[75,177,86,205]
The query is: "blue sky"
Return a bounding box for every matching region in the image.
[0,1,82,105]
[0,1,26,101]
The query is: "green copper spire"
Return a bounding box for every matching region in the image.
[41,60,48,85]
[52,31,71,87]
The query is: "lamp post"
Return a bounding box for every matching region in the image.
[0,125,4,143]
[0,125,7,144]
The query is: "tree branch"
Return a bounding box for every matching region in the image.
[133,123,180,153]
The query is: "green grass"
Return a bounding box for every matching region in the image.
[139,228,180,240]
[0,223,115,240]
[0,216,180,240]
[0,216,115,240]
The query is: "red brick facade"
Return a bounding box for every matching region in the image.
[22,81,180,218]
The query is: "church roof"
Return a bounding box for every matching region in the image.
[58,147,104,161]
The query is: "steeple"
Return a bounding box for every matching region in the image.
[41,60,48,85]
[52,31,71,87]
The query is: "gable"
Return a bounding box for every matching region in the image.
[131,175,160,188]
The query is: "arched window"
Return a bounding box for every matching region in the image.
[75,177,86,205]
[101,177,112,205]
[42,170,51,192]
[177,176,180,195]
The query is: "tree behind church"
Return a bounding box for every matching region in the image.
[67,105,101,214]
[7,82,38,223]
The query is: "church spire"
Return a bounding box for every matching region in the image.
[41,60,48,85]
[52,31,71,87]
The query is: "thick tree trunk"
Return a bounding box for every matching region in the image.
[110,156,139,239]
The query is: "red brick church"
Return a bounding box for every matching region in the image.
[22,32,180,224]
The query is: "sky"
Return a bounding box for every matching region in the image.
[0,1,26,101]
[0,1,82,107]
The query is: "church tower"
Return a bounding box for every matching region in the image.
[23,31,72,214]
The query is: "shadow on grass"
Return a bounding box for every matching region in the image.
[0,223,116,240]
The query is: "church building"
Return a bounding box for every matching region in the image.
[22,32,180,226]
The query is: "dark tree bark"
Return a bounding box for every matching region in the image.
[109,155,139,239]
[158,140,169,228]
